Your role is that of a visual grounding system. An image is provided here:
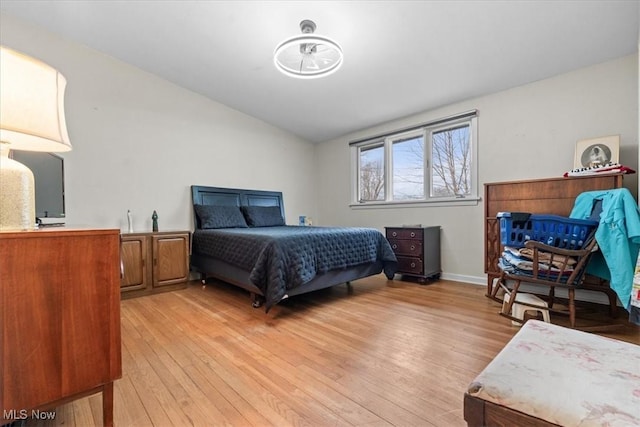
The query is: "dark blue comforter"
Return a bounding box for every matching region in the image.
[192,226,397,310]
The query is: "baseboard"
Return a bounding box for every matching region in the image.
[440,273,621,307]
[515,282,621,307]
[440,273,486,286]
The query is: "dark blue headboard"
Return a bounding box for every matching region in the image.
[191,185,285,229]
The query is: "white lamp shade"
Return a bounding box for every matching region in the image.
[0,46,72,152]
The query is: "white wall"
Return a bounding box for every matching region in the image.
[0,13,318,232]
[315,54,639,284]
[3,13,638,286]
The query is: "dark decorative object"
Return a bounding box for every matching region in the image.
[152,210,158,232]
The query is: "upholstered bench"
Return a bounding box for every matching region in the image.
[464,320,640,426]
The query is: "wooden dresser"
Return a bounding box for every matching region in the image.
[385,226,441,282]
[0,228,122,427]
[484,174,624,295]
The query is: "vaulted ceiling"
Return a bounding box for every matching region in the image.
[1,1,638,142]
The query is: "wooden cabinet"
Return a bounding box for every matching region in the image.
[0,228,121,427]
[121,231,190,298]
[484,174,624,295]
[385,226,441,282]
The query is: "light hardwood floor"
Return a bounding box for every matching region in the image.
[22,275,640,427]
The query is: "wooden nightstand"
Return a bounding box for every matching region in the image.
[385,226,441,283]
[120,230,190,298]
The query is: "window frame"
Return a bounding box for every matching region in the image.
[388,128,426,202]
[350,111,479,208]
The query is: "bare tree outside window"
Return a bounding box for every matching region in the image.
[431,125,471,197]
[352,113,476,205]
[359,145,385,201]
[392,135,424,200]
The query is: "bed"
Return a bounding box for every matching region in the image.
[190,185,398,311]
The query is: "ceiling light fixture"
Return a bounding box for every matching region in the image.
[274,20,343,79]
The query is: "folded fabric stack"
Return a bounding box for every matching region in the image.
[499,246,577,280]
[563,162,636,177]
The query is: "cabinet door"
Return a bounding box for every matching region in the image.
[0,230,121,412]
[1,236,63,409]
[121,235,150,292]
[152,233,189,288]
[63,233,121,397]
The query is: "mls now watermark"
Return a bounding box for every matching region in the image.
[3,409,57,420]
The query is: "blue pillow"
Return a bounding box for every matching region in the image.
[241,206,285,227]
[194,205,248,229]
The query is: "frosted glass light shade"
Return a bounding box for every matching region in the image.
[274,35,343,79]
[0,46,72,152]
[274,20,343,79]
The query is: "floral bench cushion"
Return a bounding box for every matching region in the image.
[467,320,640,426]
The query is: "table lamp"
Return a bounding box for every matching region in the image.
[0,46,72,230]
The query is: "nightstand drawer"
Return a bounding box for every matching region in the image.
[388,238,423,257]
[386,228,423,240]
[397,256,423,274]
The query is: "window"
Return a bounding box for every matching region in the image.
[392,132,424,200]
[359,143,385,201]
[351,111,478,206]
[430,124,472,198]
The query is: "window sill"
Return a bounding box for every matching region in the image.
[350,197,481,209]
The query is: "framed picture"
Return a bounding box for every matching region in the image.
[574,135,620,169]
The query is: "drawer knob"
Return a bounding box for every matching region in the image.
[392,231,397,237]
[392,244,397,249]
[410,245,415,251]
[410,232,415,237]
[410,262,416,268]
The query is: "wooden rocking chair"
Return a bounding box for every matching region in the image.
[493,237,619,330]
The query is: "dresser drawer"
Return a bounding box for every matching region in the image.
[388,238,423,257]
[386,228,423,240]
[397,256,423,274]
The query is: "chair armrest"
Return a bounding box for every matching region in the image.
[523,239,596,257]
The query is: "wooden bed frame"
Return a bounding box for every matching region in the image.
[190,185,388,308]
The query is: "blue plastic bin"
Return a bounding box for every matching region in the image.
[498,212,598,249]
